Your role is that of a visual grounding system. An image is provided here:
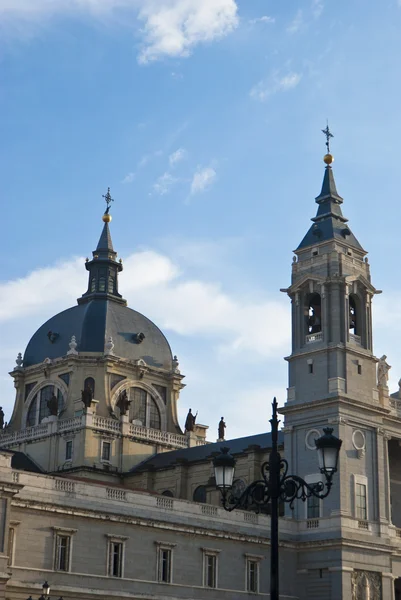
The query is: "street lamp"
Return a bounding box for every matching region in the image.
[26,582,62,600]
[213,397,342,600]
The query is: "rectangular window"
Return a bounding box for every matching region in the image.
[308,363,314,374]
[55,534,71,571]
[356,483,367,520]
[102,441,111,462]
[307,492,320,519]
[247,560,259,593]
[108,541,123,578]
[158,548,172,583]
[204,554,217,588]
[65,440,73,461]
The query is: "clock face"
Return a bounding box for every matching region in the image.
[231,479,246,500]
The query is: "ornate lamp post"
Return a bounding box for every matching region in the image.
[213,398,342,600]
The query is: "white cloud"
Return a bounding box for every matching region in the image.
[249,15,275,25]
[169,147,187,166]
[122,172,135,184]
[312,0,324,19]
[250,71,302,102]
[137,0,239,64]
[190,166,216,195]
[286,9,303,34]
[0,1,239,63]
[153,171,178,195]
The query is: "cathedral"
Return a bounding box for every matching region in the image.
[0,147,401,600]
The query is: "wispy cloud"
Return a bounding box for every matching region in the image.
[169,147,187,167]
[153,171,178,195]
[0,0,239,64]
[190,166,216,195]
[287,9,303,34]
[312,0,324,19]
[250,71,302,102]
[122,172,135,184]
[249,15,275,25]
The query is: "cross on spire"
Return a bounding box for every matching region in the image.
[321,122,334,154]
[102,187,114,215]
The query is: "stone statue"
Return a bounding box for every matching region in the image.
[184,408,197,433]
[218,417,226,441]
[47,394,58,416]
[81,385,93,409]
[116,390,130,417]
[0,408,4,430]
[377,355,391,388]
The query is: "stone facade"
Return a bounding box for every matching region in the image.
[2,161,401,599]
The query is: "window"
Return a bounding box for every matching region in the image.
[308,360,314,374]
[305,293,321,334]
[26,385,64,427]
[108,273,115,294]
[193,486,207,503]
[58,373,70,386]
[54,534,71,571]
[24,382,37,401]
[304,476,322,519]
[356,483,367,520]
[65,440,73,461]
[120,387,162,431]
[162,490,174,497]
[153,384,167,405]
[358,363,362,375]
[155,543,175,583]
[84,377,95,396]
[108,541,123,577]
[307,491,320,519]
[246,558,260,593]
[203,552,218,588]
[90,277,96,292]
[102,441,111,462]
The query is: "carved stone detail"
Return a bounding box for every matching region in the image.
[351,570,381,600]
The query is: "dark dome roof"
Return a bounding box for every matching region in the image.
[23,299,173,369]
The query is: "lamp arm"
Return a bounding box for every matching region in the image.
[219,478,272,512]
[279,471,333,509]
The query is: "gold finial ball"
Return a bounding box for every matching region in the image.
[323,153,334,165]
[102,213,112,223]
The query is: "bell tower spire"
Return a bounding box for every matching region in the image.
[78,187,126,306]
[281,129,381,407]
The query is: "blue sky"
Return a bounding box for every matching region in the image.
[2,0,401,438]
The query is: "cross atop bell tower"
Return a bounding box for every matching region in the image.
[281,131,381,408]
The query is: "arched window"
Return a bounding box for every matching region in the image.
[193,485,207,503]
[26,385,64,427]
[162,490,174,497]
[117,387,162,430]
[305,293,321,334]
[84,377,95,397]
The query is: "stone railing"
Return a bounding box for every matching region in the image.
[128,423,188,448]
[0,415,189,450]
[92,415,120,432]
[58,416,83,432]
[305,331,323,344]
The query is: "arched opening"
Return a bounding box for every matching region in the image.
[116,387,162,430]
[84,377,95,397]
[162,490,174,497]
[305,293,322,334]
[26,385,64,427]
[193,485,207,503]
[349,294,361,336]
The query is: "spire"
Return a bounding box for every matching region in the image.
[78,188,126,306]
[296,127,365,253]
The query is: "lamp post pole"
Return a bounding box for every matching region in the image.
[213,398,342,600]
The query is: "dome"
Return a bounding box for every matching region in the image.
[23,299,173,369]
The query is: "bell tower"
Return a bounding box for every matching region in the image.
[281,132,381,407]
